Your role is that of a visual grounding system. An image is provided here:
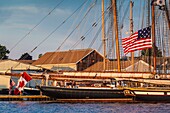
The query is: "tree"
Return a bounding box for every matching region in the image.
[19,53,32,60]
[0,44,10,59]
[141,46,162,57]
[38,54,43,58]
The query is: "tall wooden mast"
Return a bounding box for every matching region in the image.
[102,0,106,71]
[130,0,134,71]
[165,0,170,30]
[151,4,156,73]
[112,0,121,72]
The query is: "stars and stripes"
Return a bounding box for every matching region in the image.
[122,26,152,55]
[9,78,15,94]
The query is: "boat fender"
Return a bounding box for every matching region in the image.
[155,74,160,79]
[124,90,130,94]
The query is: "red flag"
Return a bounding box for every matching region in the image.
[14,88,20,95]
[122,26,152,55]
[14,72,32,95]
[22,72,32,82]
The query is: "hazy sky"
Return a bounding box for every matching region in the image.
[0,0,148,60]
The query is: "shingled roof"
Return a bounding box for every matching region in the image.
[32,49,96,65]
[84,60,134,71]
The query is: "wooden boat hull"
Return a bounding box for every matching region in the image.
[38,86,128,99]
[129,88,170,102]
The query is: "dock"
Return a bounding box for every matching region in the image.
[0,95,51,101]
[0,95,133,103]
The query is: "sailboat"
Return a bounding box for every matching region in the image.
[37,0,133,100]
[123,0,170,102]
[38,0,170,101]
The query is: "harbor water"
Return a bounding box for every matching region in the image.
[0,102,170,113]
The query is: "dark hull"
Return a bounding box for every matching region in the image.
[130,89,170,102]
[38,86,128,99]
[23,88,41,95]
[134,95,170,102]
[0,89,9,95]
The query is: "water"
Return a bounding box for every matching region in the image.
[0,102,170,113]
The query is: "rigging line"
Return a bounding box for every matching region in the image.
[3,1,65,72]
[89,25,102,48]
[88,13,110,49]
[70,23,96,50]
[3,0,64,70]
[70,36,85,50]
[64,0,87,43]
[56,0,96,51]
[141,0,145,28]
[23,1,88,68]
[71,5,110,50]
[119,2,130,30]
[57,0,115,50]
[71,16,110,62]
[30,0,88,53]
[0,0,65,61]
[59,1,99,65]
[9,0,65,52]
[69,2,113,50]
[52,0,91,63]
[56,3,111,70]
[117,0,125,13]
[138,0,142,29]
[35,1,112,69]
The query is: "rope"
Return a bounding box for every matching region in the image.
[27,1,88,67]
[56,0,95,51]
[10,0,65,52]
[30,1,88,53]
[70,3,111,50]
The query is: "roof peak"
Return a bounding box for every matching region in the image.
[47,48,93,53]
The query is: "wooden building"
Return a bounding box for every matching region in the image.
[32,49,103,71]
[0,60,43,73]
[84,59,155,72]
[84,60,133,72]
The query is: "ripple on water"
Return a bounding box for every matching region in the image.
[0,102,170,113]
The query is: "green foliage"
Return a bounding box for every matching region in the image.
[0,44,10,59]
[19,53,32,60]
[38,54,43,58]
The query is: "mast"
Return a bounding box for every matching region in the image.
[112,0,121,72]
[151,4,156,73]
[130,0,134,71]
[165,0,170,30]
[102,0,106,71]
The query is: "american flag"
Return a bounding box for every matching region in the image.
[9,78,15,94]
[122,26,152,55]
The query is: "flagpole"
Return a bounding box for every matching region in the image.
[151,3,156,73]
[102,0,106,71]
[112,0,121,72]
[165,0,170,30]
[130,0,134,71]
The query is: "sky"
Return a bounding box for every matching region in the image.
[0,0,101,59]
[0,0,154,60]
